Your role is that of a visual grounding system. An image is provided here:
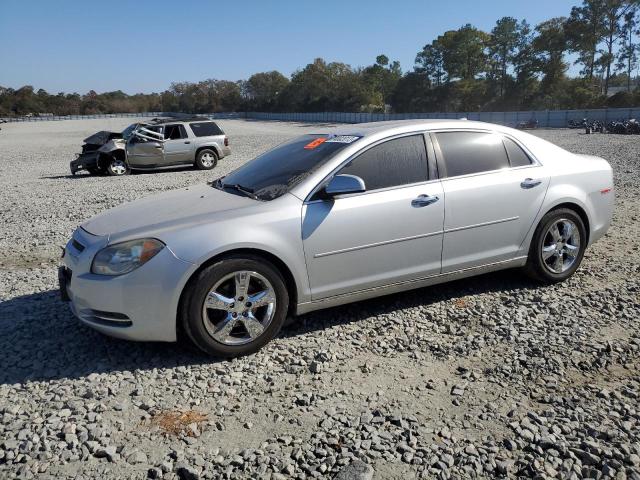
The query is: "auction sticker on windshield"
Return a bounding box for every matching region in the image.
[304,137,327,149]
[326,135,360,143]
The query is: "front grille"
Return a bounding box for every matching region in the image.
[71,239,85,253]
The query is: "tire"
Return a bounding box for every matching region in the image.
[181,255,289,357]
[195,149,218,170]
[106,157,130,176]
[524,208,587,283]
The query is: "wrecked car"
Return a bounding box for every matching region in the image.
[70,118,231,176]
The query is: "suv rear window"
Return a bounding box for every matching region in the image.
[189,122,223,137]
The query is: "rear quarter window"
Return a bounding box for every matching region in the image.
[189,122,224,137]
[503,137,533,167]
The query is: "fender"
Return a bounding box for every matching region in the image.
[196,142,223,158]
[523,180,598,252]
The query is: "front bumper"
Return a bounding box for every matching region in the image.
[60,228,195,342]
[70,151,99,175]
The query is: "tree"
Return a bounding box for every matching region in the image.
[362,54,402,109]
[532,18,569,107]
[415,41,445,85]
[438,25,490,81]
[616,7,638,91]
[280,58,375,112]
[245,71,289,111]
[390,72,432,112]
[565,1,607,80]
[488,17,531,98]
[600,0,636,95]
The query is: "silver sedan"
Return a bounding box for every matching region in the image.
[59,120,614,357]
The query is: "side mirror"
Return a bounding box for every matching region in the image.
[324,174,366,196]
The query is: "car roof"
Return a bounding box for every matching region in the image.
[321,119,512,137]
[148,116,215,125]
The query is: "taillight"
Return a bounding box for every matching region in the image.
[224,137,229,147]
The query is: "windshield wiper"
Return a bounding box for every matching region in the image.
[222,182,260,200]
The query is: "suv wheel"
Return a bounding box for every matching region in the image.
[106,157,130,176]
[524,208,587,283]
[181,255,289,357]
[195,149,218,170]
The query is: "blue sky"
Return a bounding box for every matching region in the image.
[0,0,579,94]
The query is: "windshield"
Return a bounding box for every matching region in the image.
[121,123,138,140]
[217,134,360,201]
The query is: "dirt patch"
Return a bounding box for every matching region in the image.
[146,410,208,437]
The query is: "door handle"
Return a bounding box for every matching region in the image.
[521,178,542,189]
[184,141,191,144]
[154,145,163,149]
[411,194,439,207]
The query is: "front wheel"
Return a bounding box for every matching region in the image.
[106,157,130,176]
[195,149,218,170]
[181,255,289,357]
[524,208,587,283]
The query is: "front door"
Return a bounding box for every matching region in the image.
[302,134,444,300]
[126,125,164,167]
[433,131,549,272]
[162,124,193,165]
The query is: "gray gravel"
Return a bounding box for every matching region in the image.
[0,119,639,479]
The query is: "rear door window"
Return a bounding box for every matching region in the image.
[503,137,532,167]
[164,124,187,140]
[338,134,429,191]
[435,132,510,178]
[189,122,224,137]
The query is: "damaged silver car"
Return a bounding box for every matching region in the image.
[70,117,231,176]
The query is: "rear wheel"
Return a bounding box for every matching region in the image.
[181,255,289,357]
[195,149,218,170]
[524,208,587,283]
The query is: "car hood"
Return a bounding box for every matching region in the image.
[83,130,123,146]
[98,138,125,153]
[82,184,256,239]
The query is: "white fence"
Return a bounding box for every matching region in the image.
[2,108,639,127]
[0,112,246,123]
[246,107,640,128]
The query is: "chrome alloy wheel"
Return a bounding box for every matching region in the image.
[541,218,581,274]
[110,159,127,175]
[201,271,276,345]
[200,152,215,168]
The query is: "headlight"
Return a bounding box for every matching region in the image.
[91,239,164,276]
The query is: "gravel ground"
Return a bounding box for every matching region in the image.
[0,119,638,480]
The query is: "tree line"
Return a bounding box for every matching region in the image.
[1,0,639,117]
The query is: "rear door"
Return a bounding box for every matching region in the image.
[162,124,192,164]
[433,130,549,272]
